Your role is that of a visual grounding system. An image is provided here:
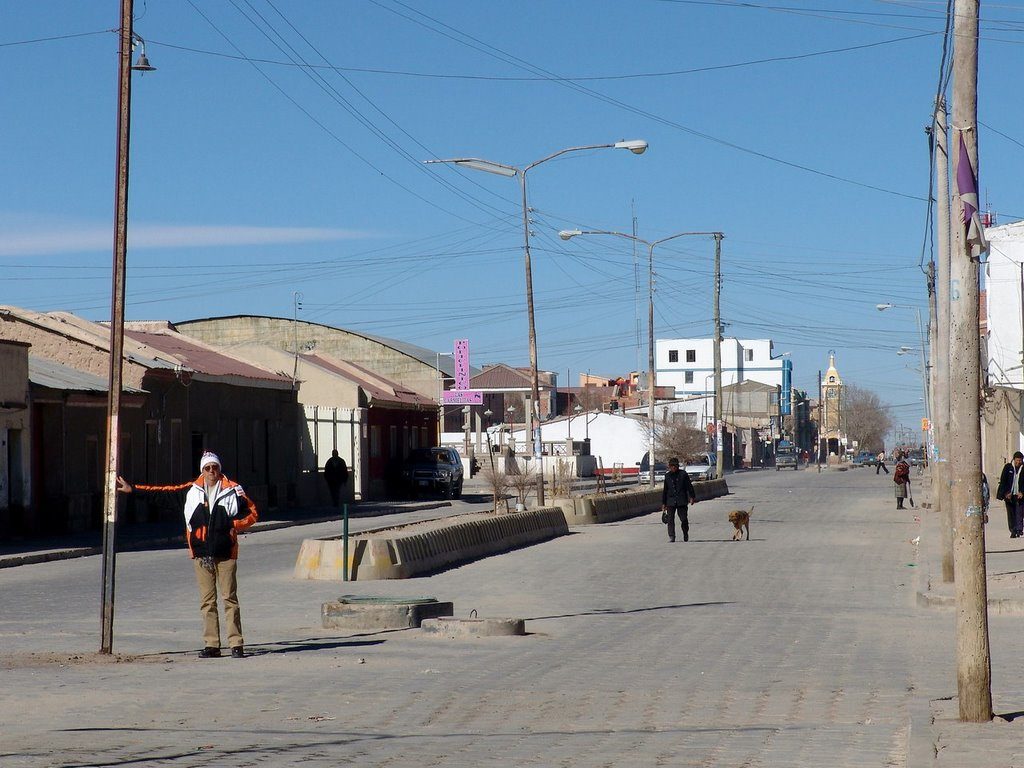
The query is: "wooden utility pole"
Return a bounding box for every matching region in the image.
[933,97,955,584]
[100,0,135,655]
[949,0,992,723]
[712,233,724,479]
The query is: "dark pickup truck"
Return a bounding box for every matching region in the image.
[400,447,464,498]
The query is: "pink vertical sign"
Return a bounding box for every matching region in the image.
[453,339,470,391]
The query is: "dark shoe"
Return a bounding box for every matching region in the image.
[231,646,245,658]
[668,537,675,543]
[198,647,221,658]
[683,531,689,542]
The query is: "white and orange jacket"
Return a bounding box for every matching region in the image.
[134,475,258,559]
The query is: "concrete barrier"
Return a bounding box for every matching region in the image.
[552,478,729,525]
[295,507,569,581]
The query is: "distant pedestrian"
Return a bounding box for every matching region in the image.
[893,453,910,510]
[324,449,348,507]
[982,472,990,525]
[876,451,889,475]
[661,457,697,542]
[996,451,1024,538]
[117,451,258,658]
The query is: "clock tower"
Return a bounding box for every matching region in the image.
[820,351,844,456]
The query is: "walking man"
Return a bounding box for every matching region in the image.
[996,451,1024,538]
[324,449,348,507]
[117,451,258,658]
[876,451,889,475]
[661,457,697,542]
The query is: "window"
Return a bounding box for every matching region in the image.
[684,371,694,384]
[370,425,381,458]
[668,350,678,363]
[745,349,754,362]
[685,349,696,363]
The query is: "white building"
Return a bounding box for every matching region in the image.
[655,338,784,396]
[983,222,1024,467]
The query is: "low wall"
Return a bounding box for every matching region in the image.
[553,478,729,525]
[295,507,568,581]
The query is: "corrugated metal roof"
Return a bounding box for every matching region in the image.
[124,329,290,384]
[305,353,434,408]
[29,356,145,394]
[173,315,480,376]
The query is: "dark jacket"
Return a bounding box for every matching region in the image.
[996,463,1024,501]
[662,469,696,508]
[324,456,348,487]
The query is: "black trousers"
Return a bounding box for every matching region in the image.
[876,462,888,474]
[1006,499,1024,536]
[327,482,341,507]
[666,505,689,540]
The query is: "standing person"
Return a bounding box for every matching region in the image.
[117,451,258,658]
[323,449,348,508]
[893,453,910,510]
[876,450,889,475]
[996,451,1024,538]
[661,457,697,542]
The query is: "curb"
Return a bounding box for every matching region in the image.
[907,698,937,767]
[0,501,452,570]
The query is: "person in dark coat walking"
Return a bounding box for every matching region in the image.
[661,457,697,542]
[893,453,911,509]
[996,451,1024,538]
[324,449,348,508]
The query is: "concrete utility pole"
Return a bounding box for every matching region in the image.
[933,97,955,583]
[101,0,136,655]
[713,233,724,479]
[817,370,823,473]
[949,0,992,723]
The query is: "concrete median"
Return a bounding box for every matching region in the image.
[552,478,729,525]
[294,507,569,581]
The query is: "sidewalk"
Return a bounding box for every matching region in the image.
[0,498,453,569]
[910,472,1024,766]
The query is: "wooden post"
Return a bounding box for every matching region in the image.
[949,0,992,723]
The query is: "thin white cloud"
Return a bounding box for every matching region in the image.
[0,221,371,256]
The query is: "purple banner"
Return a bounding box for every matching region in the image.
[443,390,483,405]
[454,339,471,391]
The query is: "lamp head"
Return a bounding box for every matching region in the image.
[559,229,582,241]
[614,139,648,155]
[876,303,893,311]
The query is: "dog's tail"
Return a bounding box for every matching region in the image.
[748,504,754,518]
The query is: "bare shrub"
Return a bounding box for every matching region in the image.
[550,459,577,498]
[478,463,511,514]
[506,461,538,510]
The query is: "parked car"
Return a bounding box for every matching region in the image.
[907,449,926,467]
[400,447,464,498]
[852,450,877,467]
[637,451,668,484]
[685,452,716,482]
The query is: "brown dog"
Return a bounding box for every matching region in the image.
[728,506,752,540]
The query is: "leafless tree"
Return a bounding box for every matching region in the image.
[843,384,893,453]
[643,418,708,463]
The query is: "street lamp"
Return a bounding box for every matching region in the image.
[878,302,931,457]
[559,228,722,487]
[101,3,154,655]
[426,139,648,504]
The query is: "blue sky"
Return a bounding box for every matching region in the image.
[4,1,1022,434]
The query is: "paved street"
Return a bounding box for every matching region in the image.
[2,468,1023,766]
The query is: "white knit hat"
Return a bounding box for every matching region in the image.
[199,452,221,472]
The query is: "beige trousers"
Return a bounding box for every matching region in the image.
[192,558,242,649]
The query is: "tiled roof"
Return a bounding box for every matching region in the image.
[472,364,534,389]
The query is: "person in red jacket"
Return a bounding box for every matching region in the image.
[117,451,258,658]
